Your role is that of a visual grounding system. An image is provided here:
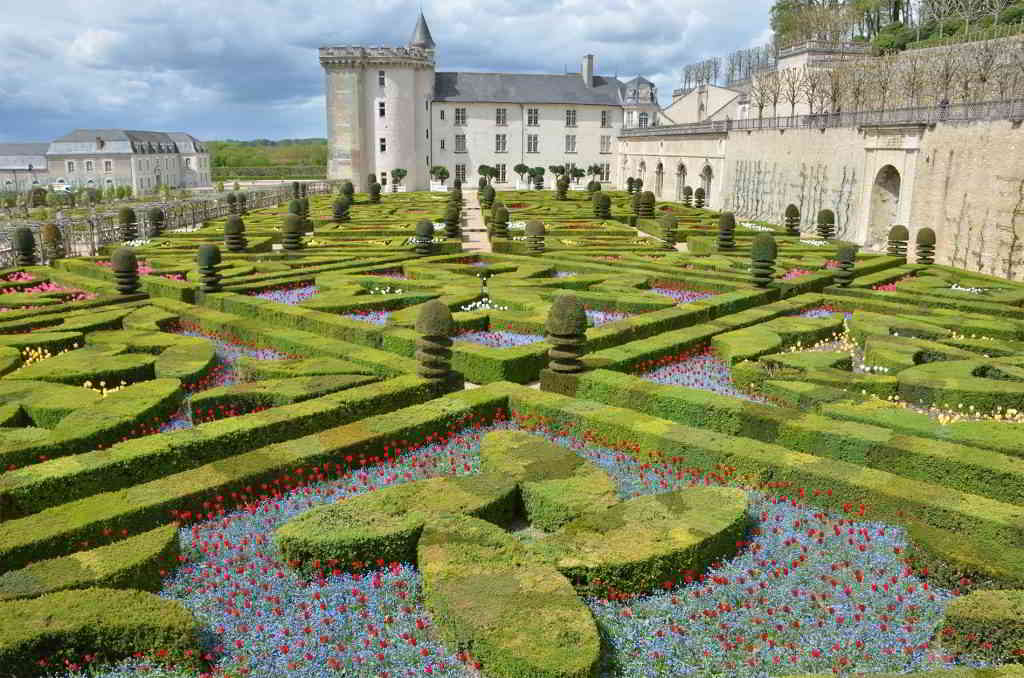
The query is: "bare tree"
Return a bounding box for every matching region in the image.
[928,48,960,104]
[780,67,806,117]
[801,67,826,114]
[748,72,770,119]
[952,0,984,34]
[821,59,847,113]
[965,38,1003,101]
[898,51,928,107]
[872,53,898,109]
[925,0,956,38]
[761,69,783,117]
[842,57,872,113]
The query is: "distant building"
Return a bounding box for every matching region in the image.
[320,13,660,191]
[0,129,212,195]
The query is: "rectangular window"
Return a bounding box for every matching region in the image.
[527,108,539,126]
[455,134,466,153]
[565,109,577,127]
[440,109,445,121]
[454,108,466,125]
[495,163,507,183]
[601,110,610,128]
[626,111,635,127]
[495,107,507,126]
[380,138,387,152]
[379,101,386,118]
[495,134,507,153]
[565,134,576,153]
[638,112,650,128]
[67,161,75,172]
[85,160,93,171]
[526,134,538,153]
[104,160,113,172]
[185,158,191,169]
[599,163,610,181]
[600,135,611,154]
[379,70,386,87]
[455,164,467,183]
[440,138,445,150]
[380,172,387,186]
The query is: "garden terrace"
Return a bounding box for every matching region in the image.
[1,185,1023,678]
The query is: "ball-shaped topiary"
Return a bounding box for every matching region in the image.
[40,223,65,261]
[626,177,636,194]
[916,227,936,265]
[717,212,736,251]
[659,215,678,250]
[197,244,223,293]
[369,182,382,204]
[750,233,777,287]
[282,214,305,251]
[491,206,510,239]
[333,195,351,223]
[525,220,546,254]
[340,181,354,199]
[111,248,140,294]
[546,294,588,374]
[834,243,858,287]
[415,220,435,256]
[593,192,611,219]
[638,191,656,218]
[682,186,693,207]
[694,187,706,209]
[118,207,137,241]
[224,215,248,252]
[784,204,800,236]
[635,178,644,192]
[888,224,910,258]
[147,207,165,237]
[13,227,37,266]
[816,209,836,240]
[415,299,455,383]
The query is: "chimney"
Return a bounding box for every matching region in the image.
[582,54,595,88]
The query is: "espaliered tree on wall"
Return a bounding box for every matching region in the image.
[917,227,936,265]
[784,204,801,236]
[750,232,777,287]
[718,212,737,251]
[817,209,836,240]
[834,242,857,287]
[888,224,909,259]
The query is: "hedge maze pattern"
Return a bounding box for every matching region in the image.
[1,186,1023,678]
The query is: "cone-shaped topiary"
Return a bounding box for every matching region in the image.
[282,214,305,251]
[888,224,909,258]
[817,209,836,239]
[593,192,611,219]
[226,192,238,214]
[13,227,37,266]
[444,204,461,239]
[369,182,382,204]
[415,220,435,255]
[638,191,656,218]
[694,187,706,208]
[492,206,510,239]
[717,212,736,251]
[197,244,223,293]
[415,299,454,383]
[835,242,858,286]
[340,180,354,199]
[784,204,800,236]
[224,215,247,252]
[526,220,545,254]
[750,233,777,287]
[555,176,569,201]
[546,294,588,374]
[41,223,65,261]
[118,207,137,241]
[333,196,351,222]
[111,248,140,294]
[659,215,678,251]
[916,227,936,265]
[682,186,693,207]
[147,207,165,237]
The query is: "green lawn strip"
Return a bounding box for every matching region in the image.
[506,386,1024,547]
[0,383,507,571]
[0,588,202,678]
[564,369,1024,505]
[4,344,156,386]
[0,347,21,377]
[940,590,1024,665]
[0,524,179,601]
[0,375,437,521]
[905,520,1024,591]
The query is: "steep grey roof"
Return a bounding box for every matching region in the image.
[166,132,207,154]
[433,72,624,105]
[409,13,435,49]
[0,143,49,156]
[49,129,197,154]
[0,143,48,170]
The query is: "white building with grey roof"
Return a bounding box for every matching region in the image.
[0,129,211,196]
[320,13,660,192]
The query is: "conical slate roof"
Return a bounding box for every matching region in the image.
[409,13,436,49]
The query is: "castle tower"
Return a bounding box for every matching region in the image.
[320,13,436,192]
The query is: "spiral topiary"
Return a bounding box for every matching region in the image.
[226,192,238,214]
[817,209,836,240]
[197,244,223,293]
[333,195,351,222]
[682,186,693,207]
[835,243,858,286]
[593,192,611,219]
[224,215,248,252]
[916,227,936,265]
[546,294,588,374]
[750,233,777,287]
[147,207,165,237]
[526,220,545,254]
[415,300,455,383]
[555,176,569,201]
[415,220,435,255]
[282,214,305,251]
[13,227,37,266]
[118,207,137,241]
[659,215,677,250]
[491,206,510,239]
[717,212,736,251]
[40,223,64,261]
[369,182,382,204]
[480,184,495,210]
[784,204,800,236]
[694,187,706,209]
[444,204,461,239]
[340,181,354,199]
[888,224,909,258]
[111,248,140,294]
[635,178,644,192]
[638,191,655,218]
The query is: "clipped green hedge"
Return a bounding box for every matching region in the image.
[940,590,1024,665]
[189,373,377,420]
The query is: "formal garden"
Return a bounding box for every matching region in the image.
[0,179,1022,678]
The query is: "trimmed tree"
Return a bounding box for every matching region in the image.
[111,248,140,294]
[816,209,836,240]
[491,205,510,239]
[333,195,351,223]
[282,214,305,251]
[638,191,655,218]
[916,227,936,265]
[784,204,800,236]
[626,177,636,194]
[682,186,693,207]
[226,192,238,214]
[444,203,461,239]
[340,180,355,199]
[147,208,166,237]
[835,243,858,286]
[694,187,705,208]
[888,224,909,258]
[546,294,588,374]
[197,244,223,293]
[555,176,569,201]
[479,184,496,210]
[718,212,737,251]
[224,215,248,252]
[13,227,37,266]
[41,223,65,261]
[369,182,382,204]
[631,191,642,216]
[118,207,137,241]
[659,215,677,251]
[415,300,455,384]
[415,220,435,256]
[593,192,611,219]
[531,167,545,190]
[390,168,408,191]
[526,220,545,254]
[513,164,529,187]
[430,166,449,185]
[750,233,777,287]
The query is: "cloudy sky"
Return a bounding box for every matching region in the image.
[0,0,774,143]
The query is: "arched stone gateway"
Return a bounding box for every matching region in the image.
[868,165,901,251]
